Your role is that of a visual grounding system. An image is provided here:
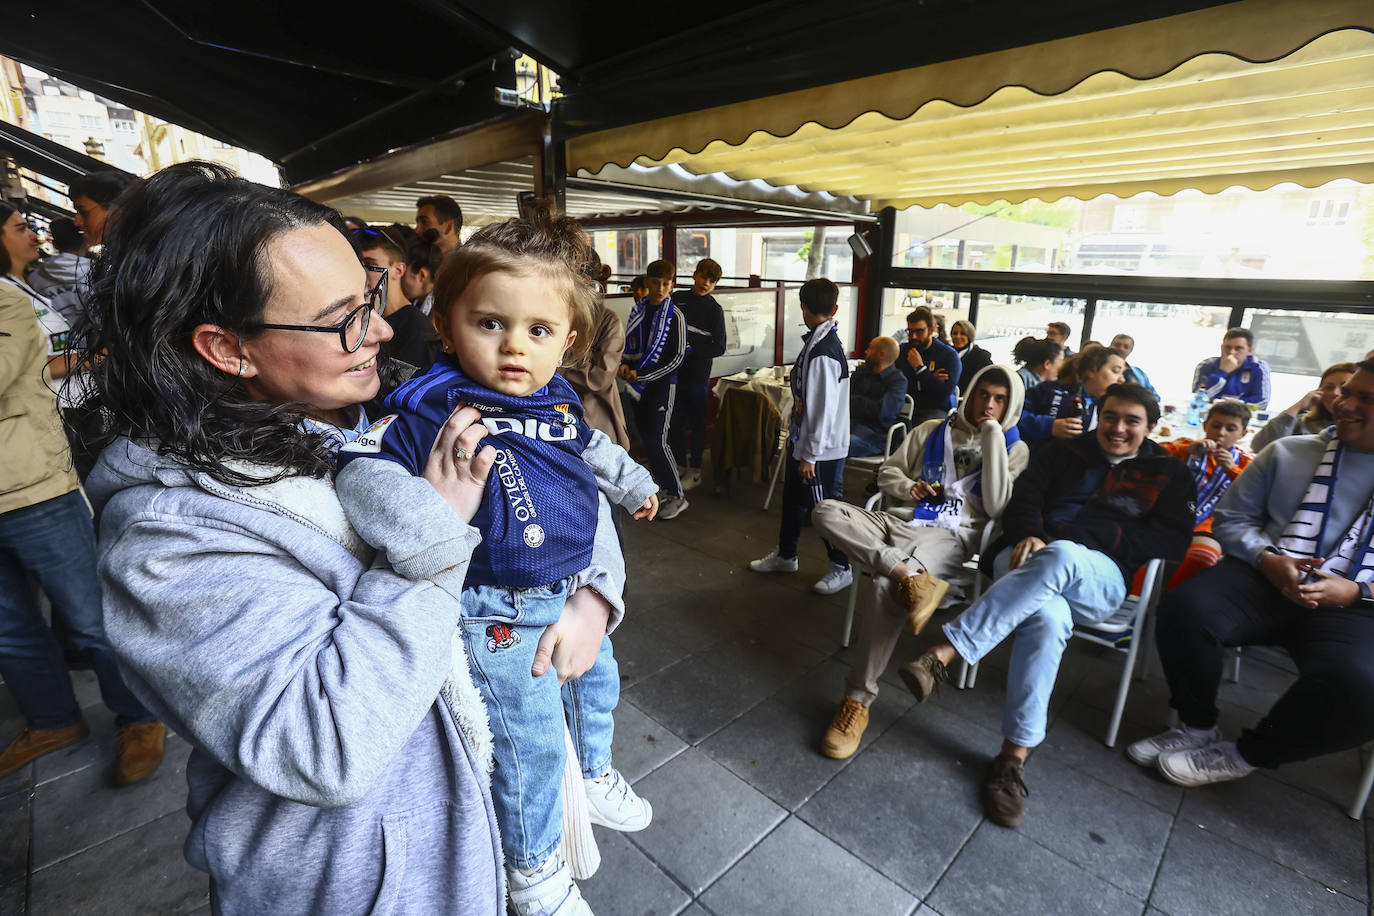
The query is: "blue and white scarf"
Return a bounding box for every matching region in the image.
[1276,435,1374,583]
[304,409,370,453]
[919,415,1021,499]
[622,296,674,393]
[1187,445,1240,527]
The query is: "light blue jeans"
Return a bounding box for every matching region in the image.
[460,577,619,870]
[941,540,1125,748]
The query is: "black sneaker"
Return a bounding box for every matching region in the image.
[981,753,1029,828]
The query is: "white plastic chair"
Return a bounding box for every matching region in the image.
[963,557,1168,748]
[839,494,996,652]
[844,395,915,479]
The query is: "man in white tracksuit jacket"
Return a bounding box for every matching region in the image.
[749,278,852,593]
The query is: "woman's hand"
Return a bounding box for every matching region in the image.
[422,405,496,522]
[1051,417,1083,439]
[532,586,612,683]
[633,494,659,520]
[1286,390,1320,416]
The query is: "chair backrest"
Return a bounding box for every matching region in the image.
[899,395,915,421]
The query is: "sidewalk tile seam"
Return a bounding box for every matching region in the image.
[28,805,175,874]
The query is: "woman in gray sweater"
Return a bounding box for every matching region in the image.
[1250,361,1356,452]
[69,163,622,915]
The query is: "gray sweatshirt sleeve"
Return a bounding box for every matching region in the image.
[99,509,471,808]
[582,428,658,512]
[1249,412,1297,453]
[1212,444,1279,566]
[566,495,627,632]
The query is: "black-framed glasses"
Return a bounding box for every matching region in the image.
[248,266,387,353]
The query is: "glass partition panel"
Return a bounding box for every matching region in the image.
[1244,309,1374,414]
[712,288,780,377]
[588,229,663,282]
[974,296,1085,369]
[780,285,860,364]
[878,288,971,346]
[1084,302,1232,411]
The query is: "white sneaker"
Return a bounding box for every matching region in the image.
[813,563,854,595]
[1157,741,1255,788]
[681,468,703,491]
[1126,725,1222,766]
[507,853,593,916]
[583,767,652,832]
[658,496,689,519]
[749,550,799,573]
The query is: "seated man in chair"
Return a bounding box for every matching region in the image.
[900,384,1194,828]
[812,365,1028,759]
[1130,359,1374,788]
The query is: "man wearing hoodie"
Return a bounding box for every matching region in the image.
[812,364,1029,759]
[29,218,88,327]
[900,383,1194,828]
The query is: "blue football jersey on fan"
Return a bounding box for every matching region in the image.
[336,355,599,588]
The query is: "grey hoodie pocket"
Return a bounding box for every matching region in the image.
[372,812,409,915]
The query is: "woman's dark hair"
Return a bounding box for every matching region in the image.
[64,161,347,486]
[1012,336,1061,369]
[0,199,24,275]
[1058,345,1118,389]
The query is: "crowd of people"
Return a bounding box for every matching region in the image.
[0,161,1372,913]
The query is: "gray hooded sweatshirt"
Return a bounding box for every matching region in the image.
[86,438,624,915]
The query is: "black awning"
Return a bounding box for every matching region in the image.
[514,0,1237,135]
[1,0,1233,186]
[0,119,129,186]
[0,1,519,186]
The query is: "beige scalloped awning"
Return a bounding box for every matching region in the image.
[567,0,1374,208]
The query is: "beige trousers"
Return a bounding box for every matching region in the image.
[812,500,970,705]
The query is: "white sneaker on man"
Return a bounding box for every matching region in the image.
[1156,741,1255,787]
[681,468,703,491]
[749,550,799,573]
[507,852,593,916]
[813,563,853,595]
[583,767,652,832]
[1126,724,1222,766]
[658,496,689,519]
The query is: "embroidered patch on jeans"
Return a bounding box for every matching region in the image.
[486,623,520,653]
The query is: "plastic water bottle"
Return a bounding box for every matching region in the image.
[1185,389,1207,427]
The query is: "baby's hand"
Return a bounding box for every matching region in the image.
[634,493,659,520]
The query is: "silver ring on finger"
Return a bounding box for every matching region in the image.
[453,445,472,461]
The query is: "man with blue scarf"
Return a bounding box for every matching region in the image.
[810,364,1028,760]
[1135,360,1374,789]
[620,259,689,518]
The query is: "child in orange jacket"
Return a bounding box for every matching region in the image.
[1160,398,1254,588]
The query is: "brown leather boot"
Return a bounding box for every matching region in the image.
[894,570,950,634]
[114,721,167,786]
[0,721,91,778]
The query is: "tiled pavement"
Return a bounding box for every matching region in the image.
[3,474,1371,914]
